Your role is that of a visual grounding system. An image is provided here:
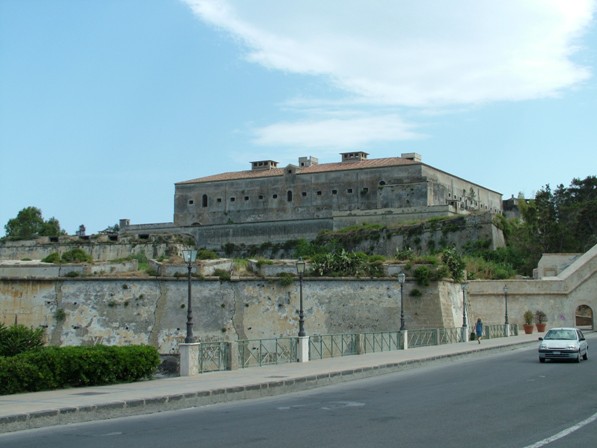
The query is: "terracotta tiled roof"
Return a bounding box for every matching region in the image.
[177,157,418,185]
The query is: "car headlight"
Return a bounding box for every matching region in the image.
[540,343,547,349]
[568,344,578,350]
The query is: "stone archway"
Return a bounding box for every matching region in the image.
[576,304,593,330]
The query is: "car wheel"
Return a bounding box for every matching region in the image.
[576,351,581,363]
[539,358,545,363]
[583,349,588,361]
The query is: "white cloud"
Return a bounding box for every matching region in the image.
[183,0,595,146]
[252,114,421,149]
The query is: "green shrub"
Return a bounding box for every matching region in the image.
[410,288,423,297]
[61,248,92,263]
[197,248,218,260]
[214,269,231,281]
[42,252,61,263]
[0,323,45,357]
[54,308,66,322]
[131,253,149,270]
[413,265,431,286]
[0,345,160,395]
[277,272,295,287]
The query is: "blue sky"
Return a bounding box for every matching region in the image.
[1,0,596,237]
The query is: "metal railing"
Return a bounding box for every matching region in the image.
[362,331,401,353]
[199,341,229,373]
[309,333,357,359]
[193,324,519,373]
[238,337,298,368]
[485,323,518,338]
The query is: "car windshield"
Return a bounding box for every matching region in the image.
[544,330,577,340]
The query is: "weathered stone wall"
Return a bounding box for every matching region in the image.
[468,244,597,328]
[2,244,596,354]
[151,212,504,254]
[0,236,176,262]
[2,246,595,354]
[1,276,456,354]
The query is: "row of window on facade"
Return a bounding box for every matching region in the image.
[188,191,482,208]
[189,187,374,207]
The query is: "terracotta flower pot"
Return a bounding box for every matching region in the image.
[524,324,534,334]
[536,323,547,332]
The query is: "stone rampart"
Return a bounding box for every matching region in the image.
[0,237,174,262]
[2,245,595,354]
[2,245,596,354]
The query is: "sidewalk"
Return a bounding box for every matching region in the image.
[0,332,547,433]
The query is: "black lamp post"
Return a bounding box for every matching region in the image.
[503,285,509,325]
[296,257,306,337]
[398,271,406,331]
[462,282,469,329]
[182,248,198,343]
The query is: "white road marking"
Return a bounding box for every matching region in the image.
[522,411,597,448]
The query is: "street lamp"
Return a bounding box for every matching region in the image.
[182,248,198,343]
[398,271,406,331]
[503,285,509,325]
[461,282,469,329]
[296,257,306,337]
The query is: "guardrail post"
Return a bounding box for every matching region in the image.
[355,333,365,354]
[227,341,239,370]
[179,342,200,376]
[400,330,408,350]
[298,336,309,363]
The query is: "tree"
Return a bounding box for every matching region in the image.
[504,176,597,275]
[3,207,65,241]
[440,247,466,282]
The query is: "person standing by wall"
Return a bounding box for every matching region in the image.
[475,318,483,344]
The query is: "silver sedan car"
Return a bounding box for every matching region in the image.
[538,327,588,363]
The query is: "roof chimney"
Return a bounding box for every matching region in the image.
[401,153,422,162]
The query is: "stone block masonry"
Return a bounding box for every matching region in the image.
[3,248,595,355]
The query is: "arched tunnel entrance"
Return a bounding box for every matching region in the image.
[576,305,593,330]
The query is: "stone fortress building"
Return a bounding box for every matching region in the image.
[166,152,503,249]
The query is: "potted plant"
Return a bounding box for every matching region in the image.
[535,310,547,332]
[523,310,534,334]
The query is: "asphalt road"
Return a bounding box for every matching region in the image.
[2,344,596,448]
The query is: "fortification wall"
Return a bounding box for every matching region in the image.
[174,212,504,254]
[0,238,175,262]
[2,246,596,354]
[1,212,505,261]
